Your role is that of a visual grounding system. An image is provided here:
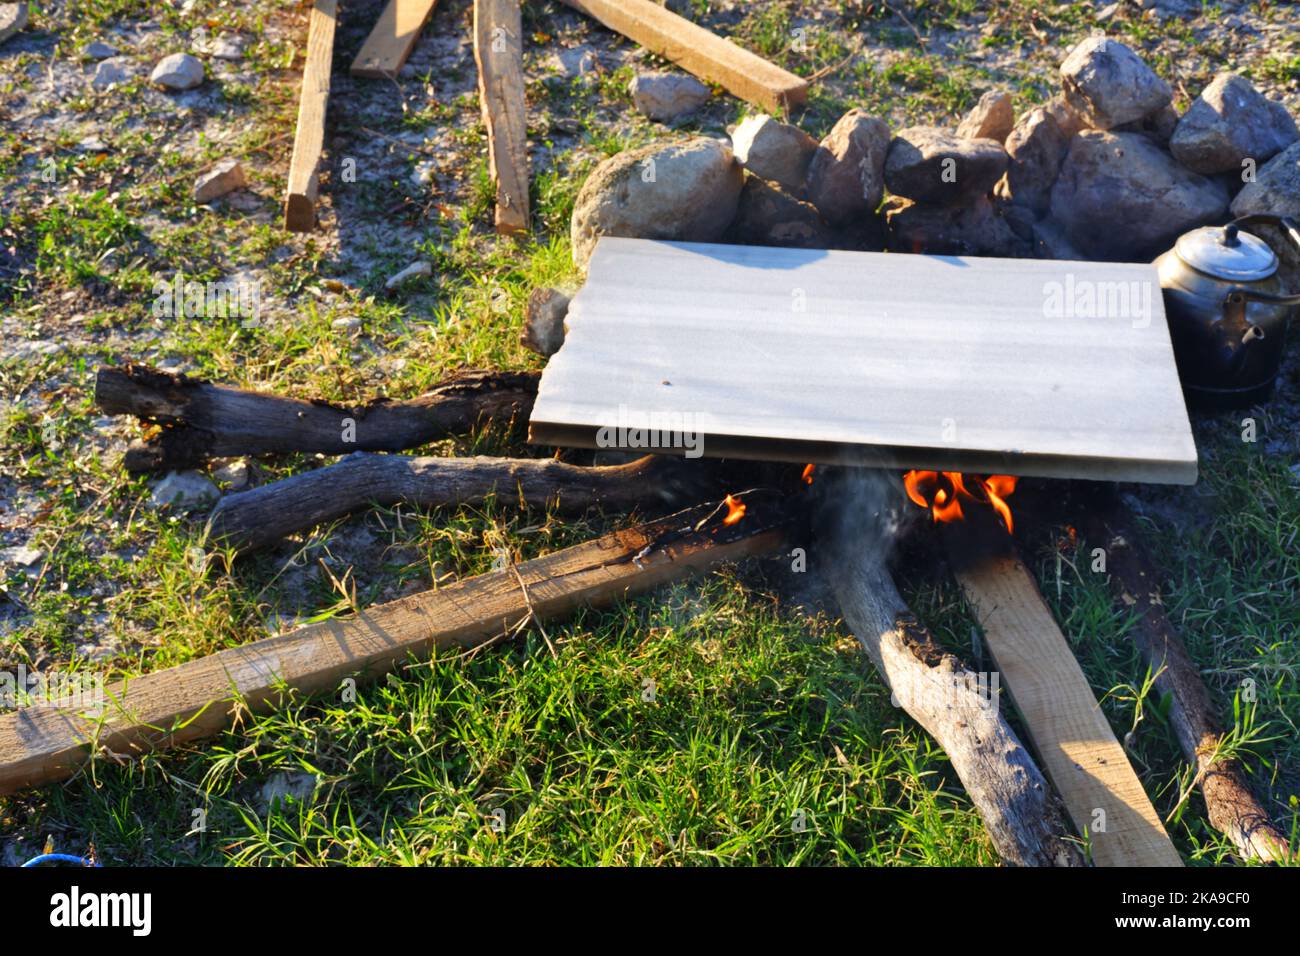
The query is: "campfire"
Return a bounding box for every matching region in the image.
[903,470,1019,533]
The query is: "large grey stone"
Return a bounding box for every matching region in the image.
[957,90,1014,143]
[1049,130,1228,260]
[570,137,744,268]
[884,196,1028,258]
[804,109,889,226]
[729,114,818,193]
[1229,142,1300,286]
[91,57,133,91]
[884,126,1008,204]
[1001,107,1069,214]
[1059,36,1172,129]
[1170,73,1299,175]
[150,52,205,90]
[727,176,832,249]
[630,71,710,123]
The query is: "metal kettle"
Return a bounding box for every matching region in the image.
[1154,214,1300,410]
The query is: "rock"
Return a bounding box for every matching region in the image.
[957,90,1014,143]
[884,195,1028,258]
[148,470,220,511]
[1169,73,1300,175]
[1049,130,1228,260]
[1001,107,1069,214]
[1031,217,1087,261]
[330,316,362,332]
[1230,142,1300,285]
[83,41,119,60]
[211,459,250,490]
[630,71,710,123]
[1095,2,1121,20]
[804,109,890,226]
[1045,94,1087,139]
[259,771,318,812]
[91,57,132,91]
[1114,102,1179,147]
[0,3,26,46]
[555,46,598,78]
[521,287,571,357]
[727,176,833,249]
[193,158,247,202]
[1059,36,1172,129]
[729,114,818,193]
[883,126,1008,204]
[0,545,42,567]
[385,260,433,289]
[570,137,744,269]
[150,52,205,90]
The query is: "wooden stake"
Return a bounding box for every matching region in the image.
[350,0,439,80]
[95,365,538,472]
[0,504,788,796]
[950,528,1184,867]
[473,0,529,234]
[560,0,808,114]
[821,498,1085,867]
[284,0,337,232]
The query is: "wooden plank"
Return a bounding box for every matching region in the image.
[284,0,337,232]
[350,0,439,79]
[528,238,1199,485]
[951,535,1183,867]
[473,0,529,234]
[0,506,787,796]
[560,0,807,113]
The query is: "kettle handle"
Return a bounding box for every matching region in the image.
[1226,214,1300,258]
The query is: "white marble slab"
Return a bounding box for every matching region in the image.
[528,238,1197,483]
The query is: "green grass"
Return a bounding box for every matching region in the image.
[2,0,1299,867]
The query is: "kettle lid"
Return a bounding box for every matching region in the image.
[1175,223,1277,281]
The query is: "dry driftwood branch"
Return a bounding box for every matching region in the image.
[95,364,539,472]
[0,502,790,796]
[1087,505,1292,863]
[208,453,719,552]
[818,475,1084,867]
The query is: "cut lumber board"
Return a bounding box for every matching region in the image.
[951,534,1183,867]
[350,0,439,79]
[0,505,788,796]
[473,0,529,234]
[284,0,337,232]
[560,0,807,113]
[529,238,1199,484]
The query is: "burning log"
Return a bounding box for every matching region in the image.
[1085,504,1292,863]
[817,472,1085,867]
[0,501,791,796]
[95,364,539,472]
[207,453,720,552]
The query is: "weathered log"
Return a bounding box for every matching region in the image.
[95,364,539,472]
[818,473,1085,866]
[208,453,718,552]
[1087,504,1292,863]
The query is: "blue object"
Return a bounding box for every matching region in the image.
[20,853,100,867]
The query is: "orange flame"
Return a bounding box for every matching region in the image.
[722,493,746,526]
[801,463,816,485]
[902,471,1019,533]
